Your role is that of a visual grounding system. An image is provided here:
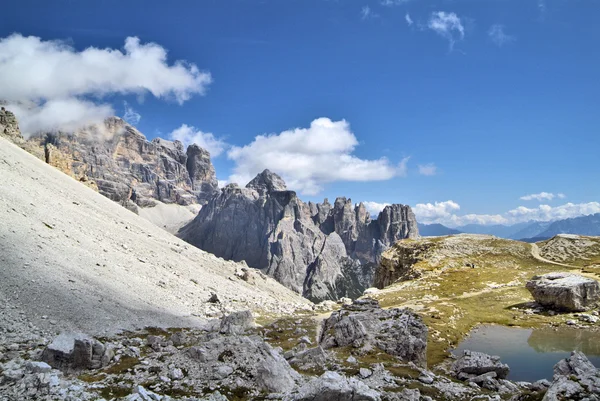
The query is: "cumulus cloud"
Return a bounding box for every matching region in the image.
[169,124,228,157]
[227,118,408,195]
[413,201,461,222]
[520,192,565,202]
[122,101,141,125]
[0,33,211,136]
[363,201,391,217]
[405,13,414,26]
[488,24,515,47]
[418,163,437,176]
[428,11,465,50]
[413,200,599,227]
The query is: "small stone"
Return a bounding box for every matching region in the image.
[346,356,357,364]
[418,374,434,384]
[26,361,52,373]
[169,368,184,380]
[214,365,234,379]
[359,368,372,379]
[566,320,577,325]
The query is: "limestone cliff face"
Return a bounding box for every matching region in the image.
[14,115,219,212]
[179,169,419,301]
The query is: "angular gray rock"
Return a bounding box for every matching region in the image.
[284,371,381,401]
[41,332,112,371]
[179,170,419,301]
[319,299,428,367]
[219,310,255,335]
[543,351,600,401]
[452,350,510,380]
[526,272,600,312]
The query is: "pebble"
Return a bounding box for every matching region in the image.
[359,368,372,379]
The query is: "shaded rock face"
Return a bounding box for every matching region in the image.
[21,116,218,209]
[526,272,600,312]
[318,299,428,367]
[179,170,419,301]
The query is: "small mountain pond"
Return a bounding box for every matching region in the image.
[452,325,600,382]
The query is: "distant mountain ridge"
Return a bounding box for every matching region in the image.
[418,223,462,237]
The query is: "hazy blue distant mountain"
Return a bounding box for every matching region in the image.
[456,222,531,238]
[418,223,462,237]
[509,221,552,240]
[537,213,600,238]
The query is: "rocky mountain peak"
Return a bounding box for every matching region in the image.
[246,169,288,195]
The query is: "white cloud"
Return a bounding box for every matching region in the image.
[381,0,410,6]
[0,33,211,136]
[169,124,228,157]
[218,180,228,189]
[413,199,600,227]
[363,201,391,217]
[122,101,141,125]
[520,192,564,202]
[414,201,461,222]
[507,203,600,222]
[227,118,408,195]
[361,6,379,20]
[8,99,114,136]
[428,11,465,50]
[405,13,414,26]
[418,163,437,176]
[488,24,515,47]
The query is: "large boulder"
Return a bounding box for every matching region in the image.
[543,351,600,401]
[219,310,255,335]
[526,272,600,312]
[452,350,510,380]
[319,299,427,367]
[284,371,380,401]
[41,333,112,371]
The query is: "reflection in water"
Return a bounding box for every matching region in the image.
[528,327,600,355]
[453,325,600,382]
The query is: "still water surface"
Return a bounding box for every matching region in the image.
[453,325,600,382]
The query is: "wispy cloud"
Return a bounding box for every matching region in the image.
[361,5,379,20]
[122,101,141,125]
[427,11,465,50]
[520,192,565,202]
[405,13,414,26]
[381,0,410,6]
[418,163,437,176]
[488,24,515,47]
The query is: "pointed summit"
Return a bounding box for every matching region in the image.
[246,169,287,194]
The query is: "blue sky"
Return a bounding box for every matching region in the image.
[1,0,599,226]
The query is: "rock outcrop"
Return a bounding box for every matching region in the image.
[526,272,600,312]
[179,170,419,301]
[1,109,219,212]
[543,351,600,401]
[319,299,428,367]
[452,350,510,380]
[27,117,219,209]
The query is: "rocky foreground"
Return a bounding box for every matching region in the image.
[2,299,599,400]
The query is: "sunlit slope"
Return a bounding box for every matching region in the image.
[538,234,600,270]
[370,234,591,366]
[0,137,311,337]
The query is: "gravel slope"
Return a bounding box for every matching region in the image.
[0,137,311,338]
